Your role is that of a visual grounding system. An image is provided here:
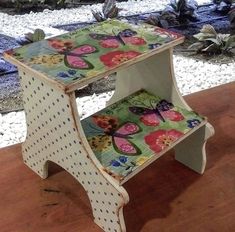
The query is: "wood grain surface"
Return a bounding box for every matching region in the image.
[0,82,235,232]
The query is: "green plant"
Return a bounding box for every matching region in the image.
[189,24,235,55]
[25,29,46,42]
[229,8,235,32]
[213,0,233,13]
[145,0,198,28]
[91,0,120,22]
[163,0,199,24]
[145,13,170,28]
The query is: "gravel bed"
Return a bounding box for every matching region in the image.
[0,0,234,149]
[0,0,210,37]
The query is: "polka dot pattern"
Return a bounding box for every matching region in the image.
[19,70,129,232]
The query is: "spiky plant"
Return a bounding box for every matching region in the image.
[189,24,235,55]
[145,13,169,28]
[92,0,120,22]
[213,0,233,13]
[162,0,199,24]
[229,8,235,33]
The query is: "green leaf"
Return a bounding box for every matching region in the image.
[200,24,217,35]
[202,43,220,52]
[229,8,235,23]
[32,29,45,42]
[103,0,119,19]
[224,35,235,49]
[188,42,204,50]
[193,32,216,41]
[92,10,105,22]
[205,37,221,45]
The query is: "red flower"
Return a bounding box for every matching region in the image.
[48,39,74,51]
[100,51,141,67]
[144,129,183,153]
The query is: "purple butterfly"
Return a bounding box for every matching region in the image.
[89,29,146,48]
[129,99,184,126]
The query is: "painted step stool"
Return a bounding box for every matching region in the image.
[4,20,214,232]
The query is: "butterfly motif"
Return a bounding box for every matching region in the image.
[89,29,146,48]
[48,39,98,69]
[88,115,142,156]
[129,99,184,126]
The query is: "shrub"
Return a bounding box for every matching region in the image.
[92,0,120,22]
[189,24,235,55]
[145,0,198,28]
[213,0,234,13]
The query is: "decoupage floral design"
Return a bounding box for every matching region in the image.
[29,54,63,66]
[89,28,147,49]
[81,89,205,182]
[187,119,201,128]
[100,50,141,67]
[6,20,183,86]
[144,129,184,153]
[129,98,185,126]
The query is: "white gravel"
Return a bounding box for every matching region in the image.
[1,0,234,149]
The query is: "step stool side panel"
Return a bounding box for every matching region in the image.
[18,68,129,232]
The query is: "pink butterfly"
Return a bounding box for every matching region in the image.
[89,115,142,156]
[89,29,146,48]
[48,39,98,69]
[129,99,184,126]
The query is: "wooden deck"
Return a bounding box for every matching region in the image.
[1,82,235,232]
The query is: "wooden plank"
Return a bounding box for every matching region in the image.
[0,82,235,231]
[81,89,207,184]
[3,20,184,93]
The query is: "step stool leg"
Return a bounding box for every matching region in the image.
[18,70,129,232]
[22,152,49,179]
[174,123,214,173]
[88,188,128,232]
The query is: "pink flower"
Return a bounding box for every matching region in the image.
[124,37,146,45]
[100,39,119,48]
[161,110,185,121]
[140,114,160,126]
[100,50,141,67]
[99,37,146,48]
[144,129,184,153]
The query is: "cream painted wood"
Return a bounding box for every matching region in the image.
[107,49,190,109]
[175,123,215,173]
[18,68,129,232]
[5,39,214,232]
[107,48,214,174]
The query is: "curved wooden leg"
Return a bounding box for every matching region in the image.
[174,123,214,173]
[19,69,129,232]
[90,190,127,232]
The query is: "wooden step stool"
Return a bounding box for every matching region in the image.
[4,20,214,232]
